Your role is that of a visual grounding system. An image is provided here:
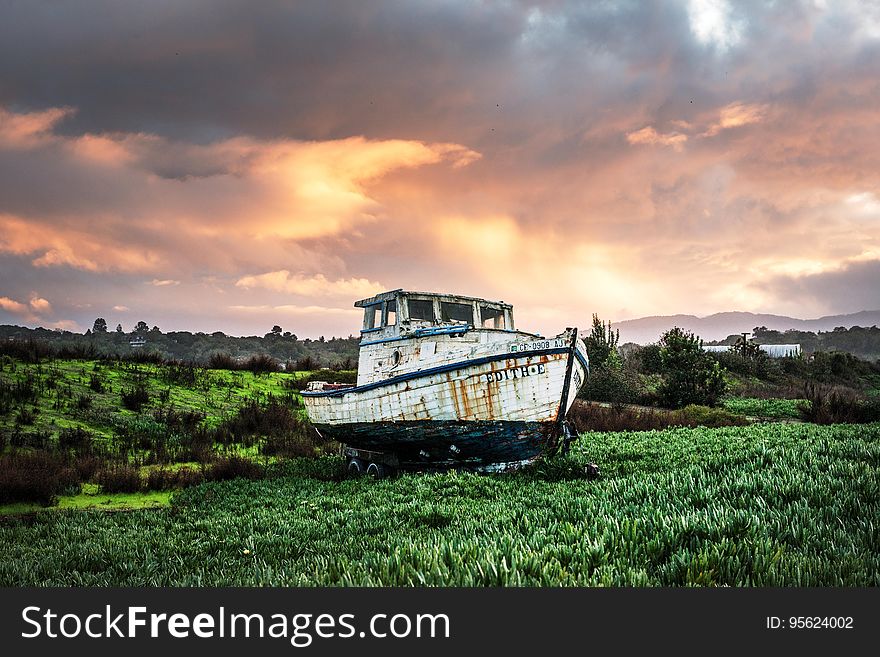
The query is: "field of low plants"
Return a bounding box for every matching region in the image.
[1,421,877,586]
[721,397,803,420]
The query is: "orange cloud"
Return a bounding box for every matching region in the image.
[0,105,74,148]
[29,296,51,313]
[626,126,688,150]
[235,271,384,299]
[0,106,482,278]
[0,213,165,273]
[0,296,28,314]
[700,102,768,137]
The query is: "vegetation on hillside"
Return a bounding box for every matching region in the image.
[708,324,880,361]
[0,322,359,368]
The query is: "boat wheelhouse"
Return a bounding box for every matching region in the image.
[302,290,589,475]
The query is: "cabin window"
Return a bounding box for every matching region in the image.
[364,303,382,330]
[441,301,473,324]
[385,299,397,326]
[408,298,434,322]
[480,305,506,329]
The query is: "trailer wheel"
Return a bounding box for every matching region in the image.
[347,458,365,476]
[366,462,388,479]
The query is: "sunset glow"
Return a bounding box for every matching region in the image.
[1,1,879,337]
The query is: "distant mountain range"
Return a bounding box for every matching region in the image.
[612,310,880,345]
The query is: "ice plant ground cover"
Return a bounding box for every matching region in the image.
[1,422,877,586]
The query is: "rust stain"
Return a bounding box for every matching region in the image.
[458,379,472,418]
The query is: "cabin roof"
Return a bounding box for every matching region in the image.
[354,289,510,309]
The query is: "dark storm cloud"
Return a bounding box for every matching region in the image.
[761,260,880,315]
[0,0,530,143]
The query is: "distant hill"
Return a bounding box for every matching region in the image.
[613,310,880,345]
[0,324,360,368]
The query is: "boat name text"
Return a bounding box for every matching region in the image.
[485,363,546,384]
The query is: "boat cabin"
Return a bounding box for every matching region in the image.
[355,290,515,344]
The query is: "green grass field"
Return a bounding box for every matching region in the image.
[722,397,804,420]
[1,422,877,586]
[0,358,304,443]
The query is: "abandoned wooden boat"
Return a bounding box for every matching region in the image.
[301,290,589,475]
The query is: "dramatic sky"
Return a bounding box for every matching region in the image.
[2,0,880,337]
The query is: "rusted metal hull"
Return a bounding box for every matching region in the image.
[314,419,557,470]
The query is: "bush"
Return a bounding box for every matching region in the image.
[0,338,53,363]
[583,314,620,370]
[58,426,94,451]
[291,356,318,372]
[566,399,747,433]
[95,464,142,493]
[215,396,315,446]
[15,407,37,425]
[244,353,280,375]
[207,353,237,370]
[578,366,642,404]
[145,467,205,491]
[636,344,664,374]
[798,382,880,424]
[120,385,150,411]
[74,455,102,481]
[0,451,80,505]
[74,393,93,411]
[206,457,264,482]
[657,327,726,408]
[88,373,105,393]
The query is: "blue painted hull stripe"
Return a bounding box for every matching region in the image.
[574,349,589,372]
[302,346,571,397]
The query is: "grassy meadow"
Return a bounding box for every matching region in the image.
[0,422,877,586]
[0,352,878,586]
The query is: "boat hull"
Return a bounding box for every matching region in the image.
[314,419,557,470]
[303,329,588,469]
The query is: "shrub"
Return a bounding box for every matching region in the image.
[161,363,202,387]
[74,454,102,481]
[74,393,93,411]
[636,344,664,374]
[798,382,880,424]
[95,464,142,493]
[215,396,313,444]
[206,457,264,482]
[207,353,238,370]
[9,428,52,450]
[583,314,620,370]
[244,354,280,375]
[145,467,205,491]
[88,373,105,393]
[291,356,318,372]
[578,366,642,404]
[657,327,726,408]
[58,426,94,451]
[0,451,79,505]
[153,407,206,434]
[566,399,747,433]
[120,385,150,411]
[15,407,37,425]
[0,338,53,363]
[57,343,97,359]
